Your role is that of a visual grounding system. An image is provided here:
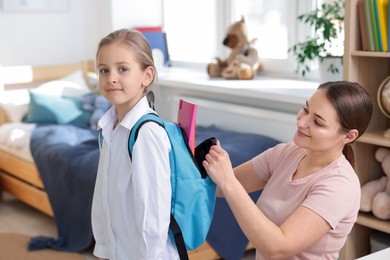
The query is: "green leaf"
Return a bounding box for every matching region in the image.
[287,1,344,77]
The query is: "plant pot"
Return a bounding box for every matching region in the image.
[319,57,343,83]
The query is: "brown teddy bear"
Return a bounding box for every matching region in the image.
[207,16,263,80]
[360,147,390,220]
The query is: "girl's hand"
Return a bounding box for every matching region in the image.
[203,140,235,188]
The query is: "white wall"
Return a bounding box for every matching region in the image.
[0,0,162,66]
[110,0,162,30]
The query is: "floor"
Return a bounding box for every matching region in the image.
[0,192,255,260]
[0,192,95,259]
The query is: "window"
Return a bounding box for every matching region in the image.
[163,0,320,79]
[233,0,291,60]
[163,0,219,68]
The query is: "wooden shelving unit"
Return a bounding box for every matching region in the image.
[341,0,390,259]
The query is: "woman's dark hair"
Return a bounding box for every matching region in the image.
[318,81,373,168]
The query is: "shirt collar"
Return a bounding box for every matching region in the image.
[97,96,155,132]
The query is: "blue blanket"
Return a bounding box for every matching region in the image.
[28,124,279,258]
[29,124,99,252]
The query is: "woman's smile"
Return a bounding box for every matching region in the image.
[297,129,310,137]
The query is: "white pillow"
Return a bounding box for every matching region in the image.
[0,89,29,122]
[0,69,90,123]
[32,69,90,97]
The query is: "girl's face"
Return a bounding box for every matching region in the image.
[97,42,153,111]
[294,89,347,153]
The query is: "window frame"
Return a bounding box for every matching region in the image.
[163,0,320,80]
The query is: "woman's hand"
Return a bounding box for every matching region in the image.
[203,140,235,188]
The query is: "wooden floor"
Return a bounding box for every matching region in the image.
[0,192,255,259]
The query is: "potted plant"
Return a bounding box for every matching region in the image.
[288,1,344,79]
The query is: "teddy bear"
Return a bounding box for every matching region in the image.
[207,16,263,80]
[360,147,390,220]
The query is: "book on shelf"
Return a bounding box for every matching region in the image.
[370,0,382,51]
[358,0,370,50]
[376,0,388,51]
[177,99,198,155]
[364,0,376,50]
[388,0,390,50]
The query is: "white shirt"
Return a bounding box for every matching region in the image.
[91,96,179,260]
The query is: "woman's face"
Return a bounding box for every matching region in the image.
[294,89,347,153]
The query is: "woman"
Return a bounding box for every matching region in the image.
[203,81,373,259]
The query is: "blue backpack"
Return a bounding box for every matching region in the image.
[99,113,217,260]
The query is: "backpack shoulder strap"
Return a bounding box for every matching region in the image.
[128,113,164,160]
[98,129,103,149]
[128,113,190,260]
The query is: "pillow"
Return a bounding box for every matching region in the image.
[33,70,90,97]
[0,89,30,122]
[86,72,98,91]
[23,90,91,126]
[0,70,91,123]
[1,103,29,122]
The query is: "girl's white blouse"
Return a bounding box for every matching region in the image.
[92,96,179,260]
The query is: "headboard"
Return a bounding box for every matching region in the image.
[0,60,95,90]
[0,60,96,124]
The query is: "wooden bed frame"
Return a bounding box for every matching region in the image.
[0,60,96,218]
[0,60,250,259]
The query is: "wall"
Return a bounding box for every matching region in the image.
[110,0,162,30]
[0,0,162,66]
[0,0,98,66]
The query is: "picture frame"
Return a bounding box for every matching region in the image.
[2,0,70,12]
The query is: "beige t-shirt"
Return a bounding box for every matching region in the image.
[251,142,361,260]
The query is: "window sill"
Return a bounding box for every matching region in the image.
[158,67,318,111]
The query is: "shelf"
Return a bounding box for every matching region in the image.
[357,212,390,234]
[343,0,390,258]
[351,51,390,58]
[358,131,390,147]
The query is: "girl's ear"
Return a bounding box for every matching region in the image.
[143,66,155,87]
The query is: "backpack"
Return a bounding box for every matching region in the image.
[99,113,217,260]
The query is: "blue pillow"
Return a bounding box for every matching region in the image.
[23,90,91,126]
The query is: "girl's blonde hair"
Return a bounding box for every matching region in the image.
[96,29,157,108]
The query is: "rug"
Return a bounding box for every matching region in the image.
[0,233,85,260]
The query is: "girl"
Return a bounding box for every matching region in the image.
[91,29,179,260]
[203,81,373,259]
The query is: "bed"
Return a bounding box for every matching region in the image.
[0,61,280,259]
[0,61,95,217]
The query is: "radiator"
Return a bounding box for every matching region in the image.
[171,96,297,142]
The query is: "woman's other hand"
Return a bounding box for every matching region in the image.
[203,140,235,188]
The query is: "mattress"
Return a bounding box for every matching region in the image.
[0,122,36,162]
